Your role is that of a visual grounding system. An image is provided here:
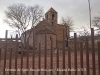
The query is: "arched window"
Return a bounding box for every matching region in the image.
[52,14,54,20]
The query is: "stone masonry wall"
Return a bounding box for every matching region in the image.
[36,33,56,50]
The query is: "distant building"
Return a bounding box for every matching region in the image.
[21,7,69,50]
[0,38,21,51]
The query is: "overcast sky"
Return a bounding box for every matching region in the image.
[0,0,100,38]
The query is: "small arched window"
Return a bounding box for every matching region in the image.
[52,14,54,20]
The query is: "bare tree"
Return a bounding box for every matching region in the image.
[4,4,28,37]
[60,16,74,32]
[92,16,100,35]
[4,3,43,37]
[60,16,74,47]
[78,26,90,41]
[92,16,100,29]
[4,3,43,48]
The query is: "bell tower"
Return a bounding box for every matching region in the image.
[45,7,58,27]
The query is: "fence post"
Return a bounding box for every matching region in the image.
[26,38,29,75]
[91,28,96,75]
[68,47,71,75]
[57,41,59,75]
[74,33,77,75]
[0,48,1,65]
[50,37,53,75]
[44,29,47,75]
[86,38,90,75]
[38,43,41,75]
[32,27,35,75]
[20,40,24,75]
[80,42,83,75]
[62,29,65,75]
[15,34,18,75]
[3,30,8,75]
[9,36,12,75]
[98,42,100,75]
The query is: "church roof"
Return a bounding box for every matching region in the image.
[47,7,57,13]
[35,20,56,34]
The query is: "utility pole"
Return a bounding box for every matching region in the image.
[88,0,92,29]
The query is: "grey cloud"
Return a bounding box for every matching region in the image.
[0,0,100,29]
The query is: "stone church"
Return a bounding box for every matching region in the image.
[22,7,69,50]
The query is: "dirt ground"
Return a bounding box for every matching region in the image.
[0,51,99,75]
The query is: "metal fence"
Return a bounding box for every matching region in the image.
[0,28,100,75]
